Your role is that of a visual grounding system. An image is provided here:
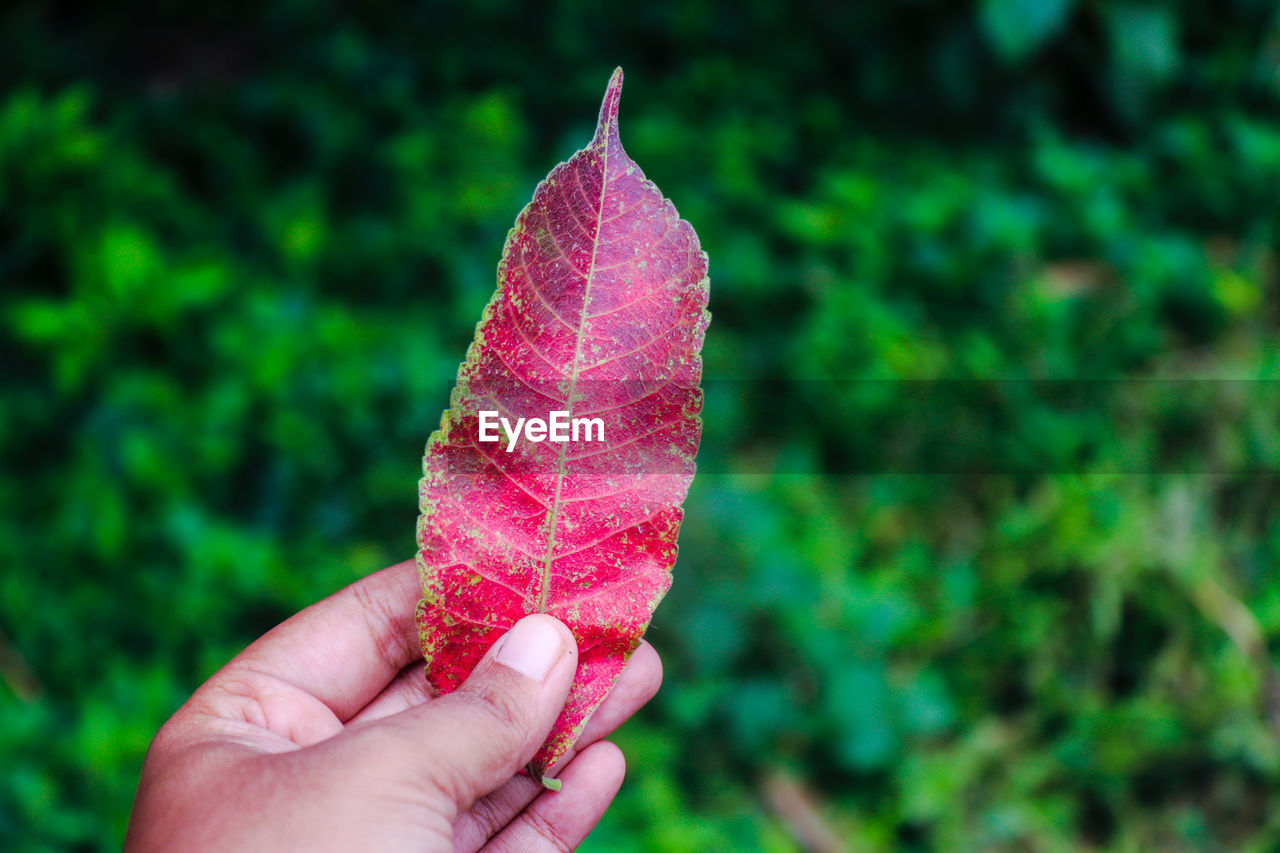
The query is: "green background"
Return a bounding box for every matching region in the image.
[5,0,1280,849]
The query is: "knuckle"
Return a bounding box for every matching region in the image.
[464,792,511,841]
[350,581,418,676]
[413,675,537,808]
[451,760,548,847]
[522,806,576,853]
[456,678,530,748]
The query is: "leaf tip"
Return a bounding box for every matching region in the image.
[592,66,624,148]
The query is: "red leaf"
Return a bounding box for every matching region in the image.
[415,68,709,784]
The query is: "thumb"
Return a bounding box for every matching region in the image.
[387,614,578,809]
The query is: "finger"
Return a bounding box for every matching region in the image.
[364,614,578,811]
[483,741,625,852]
[209,559,422,722]
[352,636,656,729]
[453,642,661,851]
[542,641,662,776]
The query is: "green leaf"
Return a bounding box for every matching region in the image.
[1106,4,1179,81]
[980,0,1075,62]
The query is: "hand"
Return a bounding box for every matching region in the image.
[124,559,662,851]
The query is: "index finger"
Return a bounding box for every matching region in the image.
[218,558,424,722]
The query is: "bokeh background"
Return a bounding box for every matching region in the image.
[5,1,1280,849]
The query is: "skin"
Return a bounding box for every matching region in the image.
[124,559,663,852]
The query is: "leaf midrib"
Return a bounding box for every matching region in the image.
[535,129,611,614]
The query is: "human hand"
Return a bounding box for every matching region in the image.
[124,559,662,851]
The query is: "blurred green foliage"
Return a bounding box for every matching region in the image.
[4,1,1280,849]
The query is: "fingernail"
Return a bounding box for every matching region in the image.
[495,615,564,681]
